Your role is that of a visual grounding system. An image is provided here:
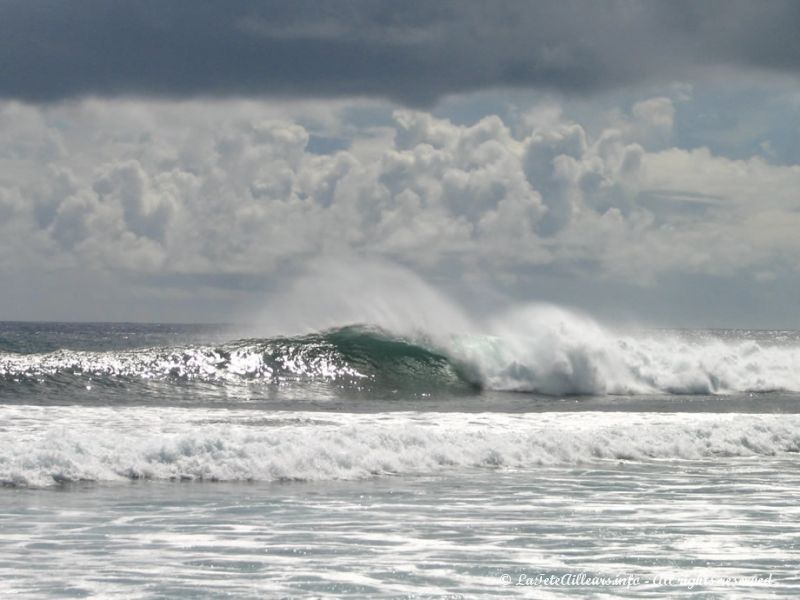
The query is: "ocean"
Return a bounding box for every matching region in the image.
[1,318,799,598]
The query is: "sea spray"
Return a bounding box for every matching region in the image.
[252,258,474,337]
[3,320,800,396]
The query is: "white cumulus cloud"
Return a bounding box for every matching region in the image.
[2,96,800,322]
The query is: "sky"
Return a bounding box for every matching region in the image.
[1,0,800,328]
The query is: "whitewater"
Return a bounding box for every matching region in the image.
[2,289,800,597]
[4,314,800,398]
[3,406,800,487]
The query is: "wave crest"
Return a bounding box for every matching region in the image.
[3,313,800,396]
[0,325,475,393]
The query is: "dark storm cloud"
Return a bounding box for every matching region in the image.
[1,0,799,105]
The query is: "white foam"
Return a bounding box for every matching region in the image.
[440,305,800,395]
[2,405,798,487]
[250,259,800,396]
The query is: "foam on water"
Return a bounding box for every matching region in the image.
[4,460,798,598]
[2,405,799,487]
[448,305,800,395]
[3,263,800,397]
[3,312,800,397]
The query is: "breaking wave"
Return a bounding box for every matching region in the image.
[2,308,800,397]
[0,325,475,394]
[2,407,799,487]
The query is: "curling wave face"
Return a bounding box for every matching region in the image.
[0,326,475,398]
[3,318,800,398]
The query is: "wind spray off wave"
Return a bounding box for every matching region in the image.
[248,260,800,396]
[3,310,800,397]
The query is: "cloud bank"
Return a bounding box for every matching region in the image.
[2,1,800,105]
[2,96,799,306]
